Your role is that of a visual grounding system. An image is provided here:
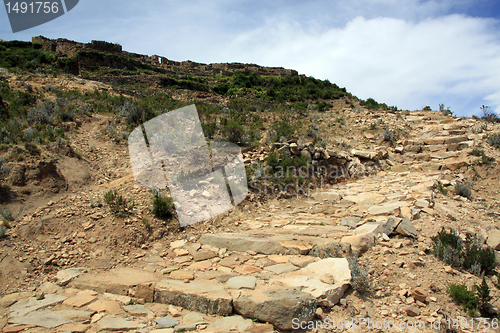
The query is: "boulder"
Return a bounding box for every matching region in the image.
[273,258,351,307]
[340,232,375,254]
[487,229,500,250]
[234,288,317,330]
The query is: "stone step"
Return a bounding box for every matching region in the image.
[154,279,233,316]
[69,267,162,296]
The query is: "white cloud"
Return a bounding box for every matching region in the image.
[217,14,500,116]
[3,0,500,116]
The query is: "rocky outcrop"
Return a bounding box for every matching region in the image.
[32,36,298,78]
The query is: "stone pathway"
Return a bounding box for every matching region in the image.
[1,113,500,332]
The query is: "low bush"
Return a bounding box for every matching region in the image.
[455,181,472,199]
[348,254,372,294]
[152,191,175,219]
[488,135,500,149]
[448,277,494,317]
[383,128,394,142]
[432,227,497,276]
[436,183,448,195]
[447,283,478,313]
[103,190,134,217]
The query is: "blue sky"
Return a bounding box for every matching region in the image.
[2,0,500,117]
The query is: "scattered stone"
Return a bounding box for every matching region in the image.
[263,263,298,275]
[192,250,216,262]
[234,265,262,275]
[274,258,351,307]
[169,270,195,281]
[411,287,427,303]
[289,256,315,268]
[87,300,122,315]
[62,291,97,308]
[103,292,132,305]
[207,315,253,332]
[9,294,67,318]
[373,217,401,236]
[340,232,375,254]
[124,304,155,318]
[486,229,500,250]
[56,268,84,286]
[406,306,420,317]
[182,312,205,325]
[395,217,420,238]
[57,323,89,332]
[226,276,257,290]
[97,315,144,331]
[155,317,179,329]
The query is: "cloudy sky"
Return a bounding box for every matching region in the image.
[2,0,500,117]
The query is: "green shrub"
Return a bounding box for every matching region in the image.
[470,148,484,156]
[432,227,497,275]
[142,218,152,231]
[455,181,472,199]
[447,283,478,311]
[27,101,55,125]
[222,119,245,144]
[383,128,394,142]
[475,277,492,316]
[481,154,495,165]
[488,135,500,149]
[152,193,174,219]
[436,183,448,195]
[270,121,296,142]
[103,190,133,217]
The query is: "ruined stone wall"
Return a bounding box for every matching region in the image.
[31,36,299,77]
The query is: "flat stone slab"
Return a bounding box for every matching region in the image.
[487,229,500,250]
[367,201,409,216]
[273,258,351,307]
[97,315,145,331]
[9,294,67,317]
[155,317,179,328]
[154,279,232,315]
[264,263,299,275]
[234,288,317,330]
[207,315,253,332]
[9,309,92,328]
[70,267,162,295]
[200,233,298,255]
[56,268,85,286]
[226,276,257,290]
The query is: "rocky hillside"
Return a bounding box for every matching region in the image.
[0,37,500,332]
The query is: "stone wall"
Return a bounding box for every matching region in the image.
[31,36,298,77]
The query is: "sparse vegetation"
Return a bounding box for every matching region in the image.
[436,182,449,195]
[348,254,372,294]
[432,227,497,276]
[152,190,175,220]
[383,128,394,142]
[103,190,134,217]
[455,180,473,199]
[489,134,500,149]
[447,283,478,314]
